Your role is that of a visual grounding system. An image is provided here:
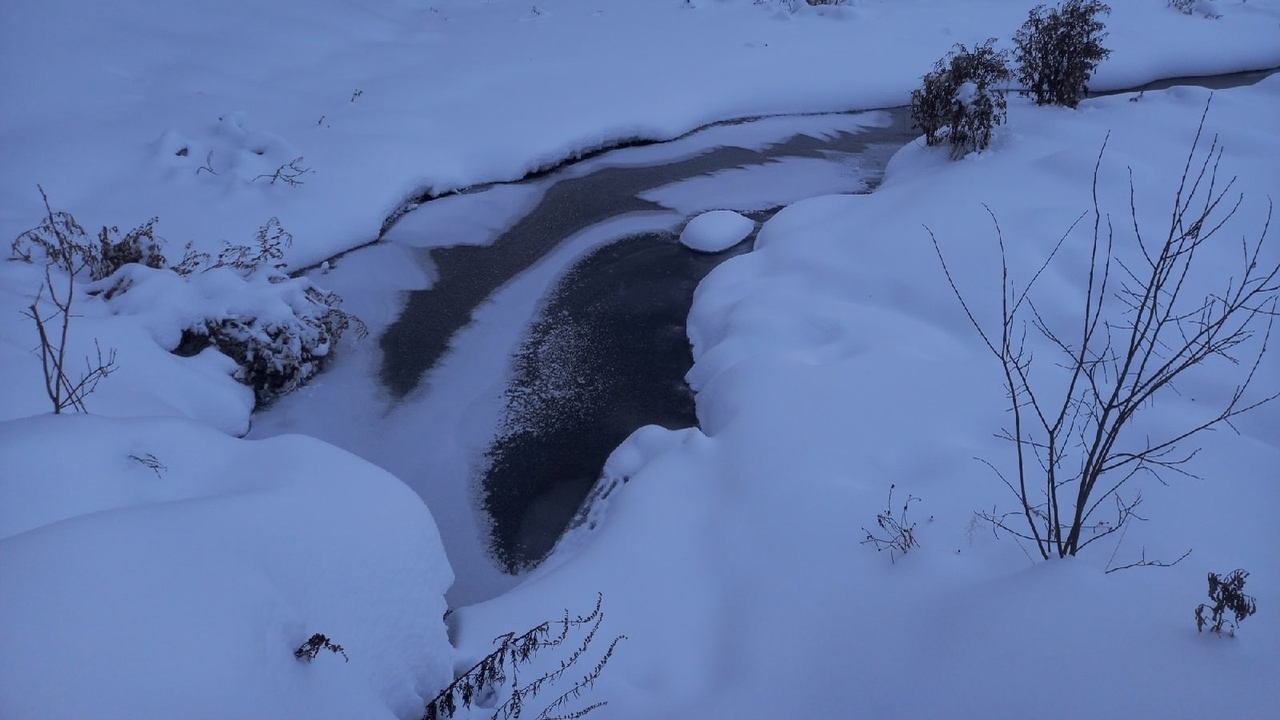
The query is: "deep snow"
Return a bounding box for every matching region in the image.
[3,1,1280,719]
[0,415,452,720]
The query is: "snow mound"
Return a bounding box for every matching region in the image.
[0,414,454,720]
[679,210,755,253]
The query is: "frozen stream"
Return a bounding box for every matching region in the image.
[380,109,917,572]
[252,108,913,604]
[248,68,1275,606]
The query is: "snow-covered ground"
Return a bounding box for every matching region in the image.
[4,0,1279,268]
[3,1,1279,718]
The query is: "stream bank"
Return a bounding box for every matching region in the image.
[378,109,916,570]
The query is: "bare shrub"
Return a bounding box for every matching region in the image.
[860,484,921,562]
[11,190,164,282]
[910,40,1012,158]
[171,217,291,278]
[13,188,118,413]
[930,100,1278,560]
[1014,0,1111,108]
[294,633,349,662]
[128,453,168,478]
[95,219,167,279]
[254,156,313,187]
[424,594,623,720]
[221,217,288,274]
[1195,569,1257,636]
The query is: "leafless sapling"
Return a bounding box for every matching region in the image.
[15,187,118,414]
[930,99,1278,560]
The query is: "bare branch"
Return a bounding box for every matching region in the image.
[937,98,1278,560]
[1104,547,1192,574]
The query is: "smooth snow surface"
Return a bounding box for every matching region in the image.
[679,210,756,252]
[4,1,1280,719]
[0,415,452,720]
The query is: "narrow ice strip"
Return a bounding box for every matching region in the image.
[571,111,892,173]
[381,182,546,249]
[643,155,875,215]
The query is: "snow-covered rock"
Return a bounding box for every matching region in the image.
[679,210,755,253]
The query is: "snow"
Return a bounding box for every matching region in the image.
[0,414,453,720]
[3,0,1280,718]
[679,210,756,253]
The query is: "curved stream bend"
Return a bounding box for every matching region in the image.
[378,109,919,571]
[373,68,1280,576]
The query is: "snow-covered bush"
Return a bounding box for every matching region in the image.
[910,40,1011,158]
[1014,0,1111,108]
[158,217,367,406]
[11,200,364,409]
[176,280,364,406]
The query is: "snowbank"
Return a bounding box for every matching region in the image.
[0,414,453,720]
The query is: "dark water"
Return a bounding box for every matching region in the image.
[378,110,915,397]
[375,109,917,572]
[480,229,760,571]
[380,150,743,395]
[1114,66,1279,94]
